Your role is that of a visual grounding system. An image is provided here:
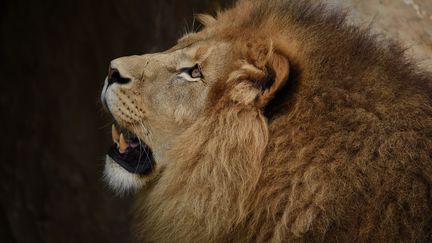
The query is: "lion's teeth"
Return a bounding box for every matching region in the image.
[111,124,120,143]
[119,133,128,153]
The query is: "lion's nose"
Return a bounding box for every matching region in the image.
[107,66,130,86]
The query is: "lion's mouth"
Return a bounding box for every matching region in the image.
[107,124,155,175]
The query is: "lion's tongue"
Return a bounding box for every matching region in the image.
[108,124,155,175]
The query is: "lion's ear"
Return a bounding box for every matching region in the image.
[195,13,217,27]
[256,50,290,108]
[227,40,290,107]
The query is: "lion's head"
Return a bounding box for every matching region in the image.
[100,1,291,194]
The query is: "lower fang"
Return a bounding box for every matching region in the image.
[119,133,128,153]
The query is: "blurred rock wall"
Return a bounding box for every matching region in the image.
[327,0,432,69]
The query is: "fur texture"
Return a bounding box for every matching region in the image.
[130,0,432,242]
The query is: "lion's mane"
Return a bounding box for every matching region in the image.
[134,0,432,242]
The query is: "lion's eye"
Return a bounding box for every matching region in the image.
[177,64,204,82]
[179,64,203,79]
[190,65,203,79]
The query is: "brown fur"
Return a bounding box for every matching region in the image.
[133,0,432,242]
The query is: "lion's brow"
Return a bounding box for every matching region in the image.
[194,46,209,61]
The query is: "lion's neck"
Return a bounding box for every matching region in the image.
[134,106,269,242]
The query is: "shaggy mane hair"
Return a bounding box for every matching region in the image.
[134,0,432,242]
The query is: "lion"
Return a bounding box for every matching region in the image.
[100,0,432,242]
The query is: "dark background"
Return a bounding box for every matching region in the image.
[0,0,232,242]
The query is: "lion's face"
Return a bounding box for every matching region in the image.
[101,35,236,193]
[101,8,291,193]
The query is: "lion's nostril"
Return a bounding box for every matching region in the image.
[108,67,131,86]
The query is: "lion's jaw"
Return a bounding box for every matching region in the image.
[100,40,233,193]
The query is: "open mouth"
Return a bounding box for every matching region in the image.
[108,124,155,175]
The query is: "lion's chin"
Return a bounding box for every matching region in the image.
[103,156,149,194]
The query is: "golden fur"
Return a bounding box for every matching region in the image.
[106,0,432,242]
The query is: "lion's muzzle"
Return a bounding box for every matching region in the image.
[100,63,155,176]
